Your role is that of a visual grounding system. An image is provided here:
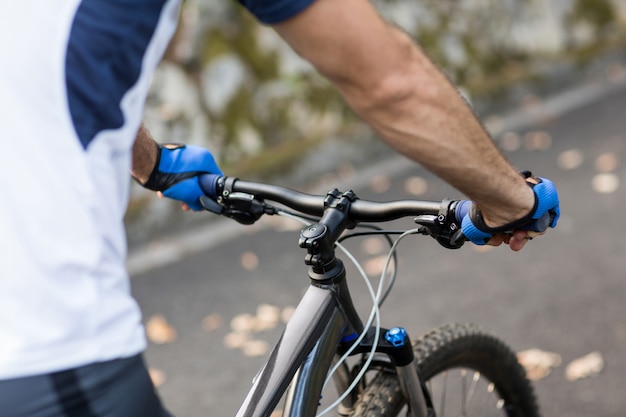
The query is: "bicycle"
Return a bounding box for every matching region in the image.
[197,173,540,417]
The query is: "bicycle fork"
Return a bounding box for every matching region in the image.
[386,328,434,417]
[337,326,435,417]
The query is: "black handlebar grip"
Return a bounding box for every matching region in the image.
[199,174,221,198]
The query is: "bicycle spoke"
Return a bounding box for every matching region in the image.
[463,371,479,412]
[427,369,513,417]
[438,371,448,417]
[461,368,467,417]
[479,382,495,416]
[489,399,505,417]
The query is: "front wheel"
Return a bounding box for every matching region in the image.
[350,323,540,417]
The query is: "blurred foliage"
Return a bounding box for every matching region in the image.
[565,0,620,62]
[192,5,347,168]
[129,0,626,244]
[163,0,626,169]
[570,0,616,29]
[373,0,531,94]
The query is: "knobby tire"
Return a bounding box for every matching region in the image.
[349,323,540,417]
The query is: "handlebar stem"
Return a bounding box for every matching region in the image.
[299,189,359,274]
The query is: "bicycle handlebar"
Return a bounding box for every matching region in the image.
[199,174,459,222]
[199,174,471,249]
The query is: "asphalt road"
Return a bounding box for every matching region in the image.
[131,67,626,417]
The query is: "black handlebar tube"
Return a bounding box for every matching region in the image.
[228,180,326,218]
[207,176,443,222]
[237,180,443,221]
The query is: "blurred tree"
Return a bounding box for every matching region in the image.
[154,0,624,161]
[129,0,626,244]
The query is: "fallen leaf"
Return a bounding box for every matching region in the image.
[595,152,620,172]
[254,304,280,332]
[231,313,256,333]
[517,348,562,381]
[592,173,620,194]
[146,314,177,344]
[242,339,270,357]
[201,314,224,332]
[240,251,259,271]
[224,332,249,349]
[149,368,167,388]
[565,351,604,381]
[404,177,428,196]
[557,149,584,171]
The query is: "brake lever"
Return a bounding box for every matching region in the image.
[200,192,266,225]
[200,195,224,214]
[414,199,466,249]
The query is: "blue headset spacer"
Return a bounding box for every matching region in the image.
[385,327,407,347]
[341,332,358,344]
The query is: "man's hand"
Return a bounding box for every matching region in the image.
[461,173,560,251]
[142,143,222,211]
[485,230,537,252]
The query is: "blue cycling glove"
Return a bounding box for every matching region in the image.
[143,143,222,211]
[461,172,560,245]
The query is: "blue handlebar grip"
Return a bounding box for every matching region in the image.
[199,174,221,198]
[532,211,552,233]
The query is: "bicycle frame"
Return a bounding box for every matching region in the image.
[198,175,535,417]
[235,274,346,417]
[199,177,448,417]
[235,256,431,417]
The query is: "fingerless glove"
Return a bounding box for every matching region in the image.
[143,144,222,211]
[461,172,560,245]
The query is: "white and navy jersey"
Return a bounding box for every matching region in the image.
[0,0,183,380]
[0,0,314,380]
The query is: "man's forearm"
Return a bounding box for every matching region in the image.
[131,124,159,184]
[344,27,535,226]
[274,0,534,227]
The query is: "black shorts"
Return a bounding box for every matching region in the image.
[0,354,173,417]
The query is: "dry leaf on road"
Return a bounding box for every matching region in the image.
[242,339,270,357]
[201,313,224,333]
[146,314,177,344]
[565,351,604,381]
[254,304,280,332]
[517,348,562,381]
[224,331,249,349]
[231,313,256,333]
[149,368,166,388]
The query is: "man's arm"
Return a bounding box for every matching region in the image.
[274,0,534,230]
[131,123,223,211]
[131,124,159,185]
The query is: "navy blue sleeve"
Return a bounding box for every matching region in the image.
[238,0,316,24]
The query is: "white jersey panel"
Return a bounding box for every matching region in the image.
[0,0,181,379]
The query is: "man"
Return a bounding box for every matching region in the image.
[0,0,559,416]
